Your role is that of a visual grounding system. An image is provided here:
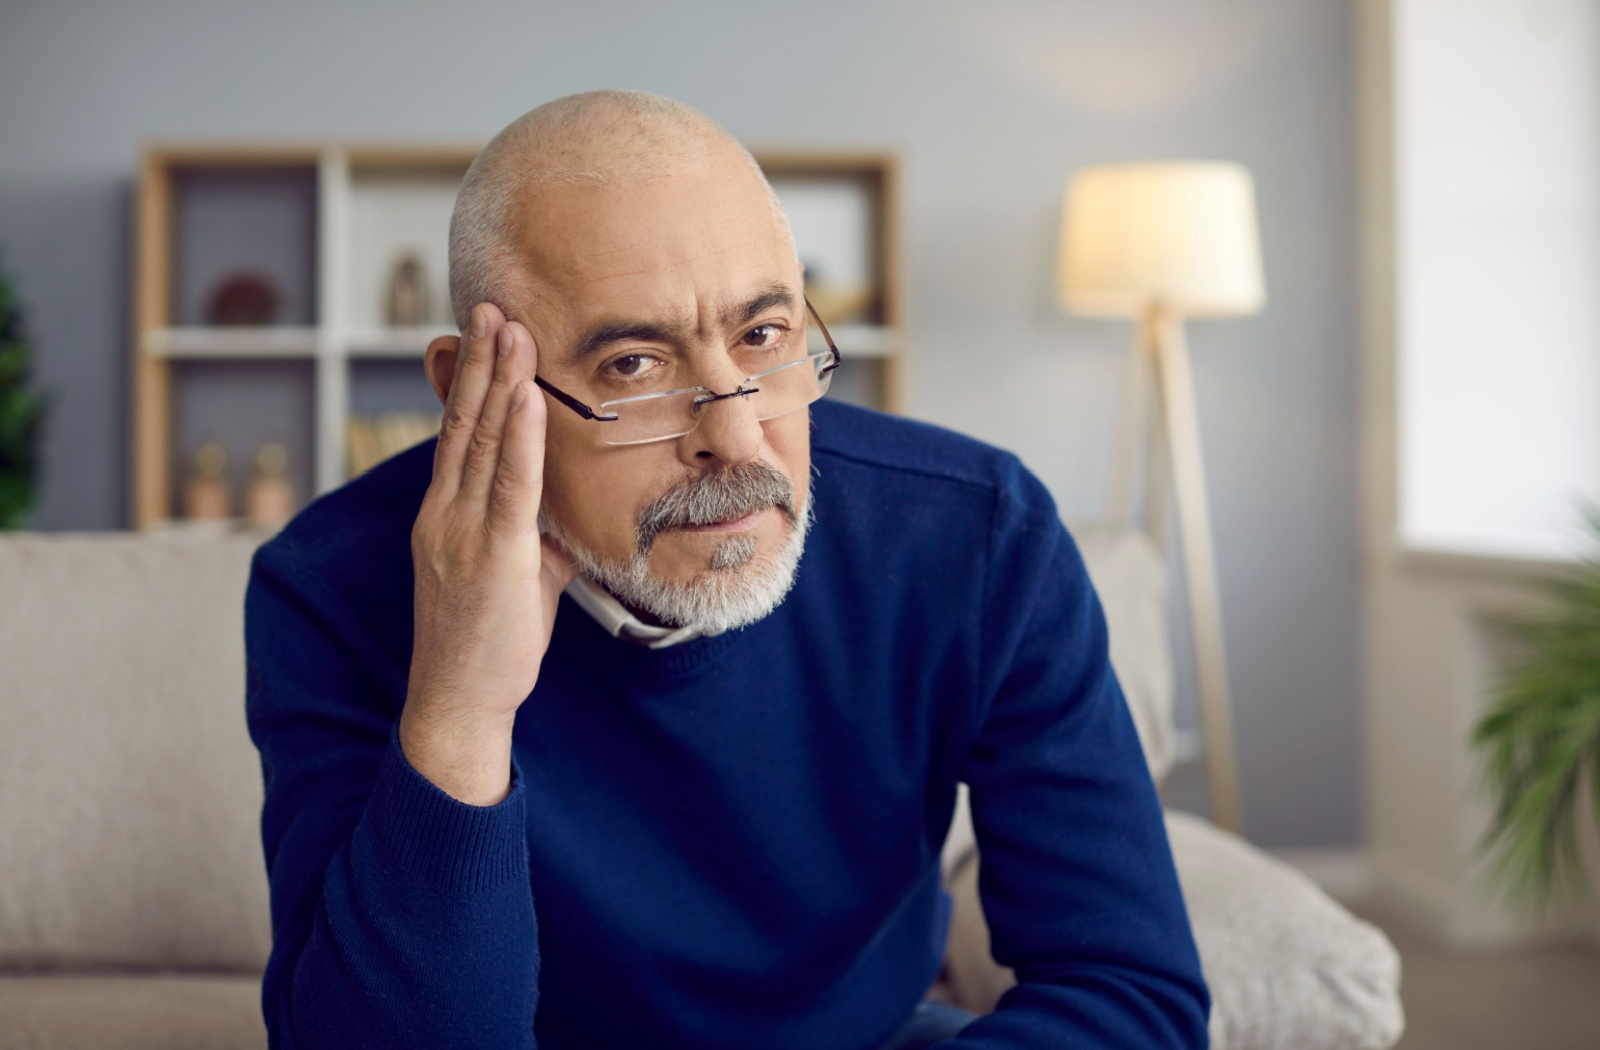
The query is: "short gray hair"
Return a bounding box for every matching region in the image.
[447,90,787,331]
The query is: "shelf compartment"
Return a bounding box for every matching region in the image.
[171,165,318,327]
[168,358,316,524]
[768,169,889,327]
[348,357,439,415]
[346,163,468,332]
[347,358,442,478]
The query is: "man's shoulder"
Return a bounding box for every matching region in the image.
[809,400,1032,498]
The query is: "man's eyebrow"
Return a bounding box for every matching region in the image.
[567,285,798,363]
[571,319,685,363]
[722,285,797,328]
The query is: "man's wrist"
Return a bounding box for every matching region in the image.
[398,698,518,806]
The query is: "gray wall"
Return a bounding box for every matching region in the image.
[0,0,1360,848]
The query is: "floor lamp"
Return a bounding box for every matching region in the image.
[1057,162,1265,834]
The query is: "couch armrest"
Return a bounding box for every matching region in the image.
[942,809,1405,1050]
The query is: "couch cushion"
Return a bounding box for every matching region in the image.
[1068,523,1175,783]
[0,533,272,971]
[0,974,264,1049]
[942,810,1405,1050]
[1167,811,1404,1050]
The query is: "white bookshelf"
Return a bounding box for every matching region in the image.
[131,143,905,530]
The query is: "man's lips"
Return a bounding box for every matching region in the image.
[675,507,765,534]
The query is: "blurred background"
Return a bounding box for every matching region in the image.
[2,1,1599,1048]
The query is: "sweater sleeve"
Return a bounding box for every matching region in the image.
[946,461,1211,1048]
[244,540,540,1049]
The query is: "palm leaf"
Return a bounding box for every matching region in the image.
[1470,504,1600,907]
[0,244,48,529]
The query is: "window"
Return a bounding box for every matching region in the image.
[1394,0,1600,560]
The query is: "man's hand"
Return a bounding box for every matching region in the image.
[400,302,578,806]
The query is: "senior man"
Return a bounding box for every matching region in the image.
[244,90,1207,1050]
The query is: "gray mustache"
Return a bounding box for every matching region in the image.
[636,461,796,553]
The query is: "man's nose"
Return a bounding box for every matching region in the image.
[678,380,763,467]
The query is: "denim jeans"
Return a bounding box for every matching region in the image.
[877,999,979,1049]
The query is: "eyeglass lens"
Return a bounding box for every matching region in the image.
[600,353,834,446]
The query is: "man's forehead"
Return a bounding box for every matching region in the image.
[514,152,780,246]
[498,152,798,349]
[555,221,785,291]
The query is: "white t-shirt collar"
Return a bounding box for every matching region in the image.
[563,573,722,650]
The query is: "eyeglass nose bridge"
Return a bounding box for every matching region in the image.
[691,384,760,410]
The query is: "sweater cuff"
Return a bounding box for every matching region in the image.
[361,723,530,893]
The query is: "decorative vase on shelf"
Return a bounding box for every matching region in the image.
[182,440,231,521]
[205,272,281,326]
[386,251,429,327]
[246,442,294,530]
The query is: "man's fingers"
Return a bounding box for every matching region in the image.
[462,320,533,506]
[433,302,505,497]
[485,377,548,538]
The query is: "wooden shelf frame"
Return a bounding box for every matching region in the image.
[758,149,906,414]
[131,142,906,530]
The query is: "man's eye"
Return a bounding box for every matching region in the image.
[741,324,785,348]
[609,354,653,377]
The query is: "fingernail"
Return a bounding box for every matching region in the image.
[511,382,528,411]
[471,306,486,339]
[498,327,513,360]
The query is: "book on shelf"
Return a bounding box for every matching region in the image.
[346,411,443,477]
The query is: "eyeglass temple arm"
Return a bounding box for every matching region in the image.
[533,375,609,421]
[803,295,843,376]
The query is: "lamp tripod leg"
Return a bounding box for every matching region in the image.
[1150,307,1244,834]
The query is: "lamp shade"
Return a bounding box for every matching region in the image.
[1058,162,1265,318]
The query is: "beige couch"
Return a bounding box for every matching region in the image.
[0,528,1404,1049]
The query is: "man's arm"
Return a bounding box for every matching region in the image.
[247,544,540,1049]
[246,304,575,1048]
[944,461,1210,1048]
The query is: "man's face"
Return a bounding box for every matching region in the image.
[503,154,812,621]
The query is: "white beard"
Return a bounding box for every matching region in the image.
[543,487,813,635]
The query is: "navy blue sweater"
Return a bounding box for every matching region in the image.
[244,399,1208,1049]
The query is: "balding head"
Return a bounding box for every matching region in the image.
[448,90,787,330]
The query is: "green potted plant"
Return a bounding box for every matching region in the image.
[0,247,50,530]
[1471,506,1600,906]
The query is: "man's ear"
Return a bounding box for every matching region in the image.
[424,334,462,406]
